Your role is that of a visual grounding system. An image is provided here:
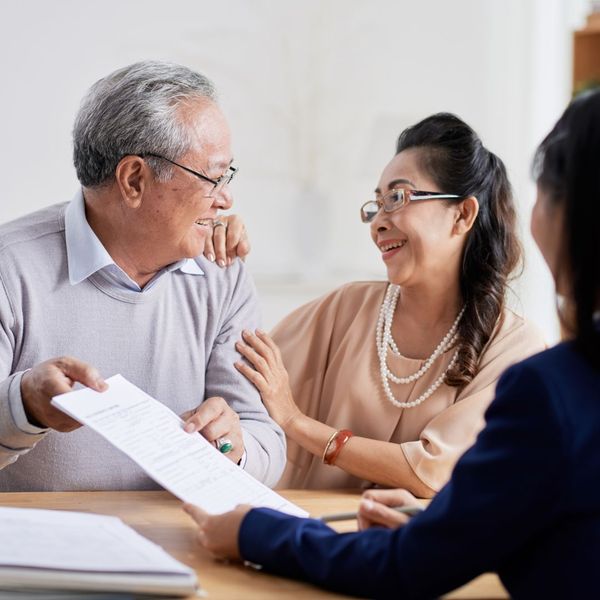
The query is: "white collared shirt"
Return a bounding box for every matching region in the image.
[64,190,204,292]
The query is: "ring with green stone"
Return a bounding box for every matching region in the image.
[216,438,234,454]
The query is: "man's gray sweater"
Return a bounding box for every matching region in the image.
[0,202,286,490]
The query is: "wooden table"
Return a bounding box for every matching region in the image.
[0,490,507,599]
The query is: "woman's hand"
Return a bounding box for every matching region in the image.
[234,330,302,431]
[183,503,252,560]
[204,215,250,267]
[357,488,421,530]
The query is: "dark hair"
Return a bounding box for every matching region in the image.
[533,90,600,369]
[396,113,521,387]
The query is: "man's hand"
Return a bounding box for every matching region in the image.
[357,488,421,530]
[20,356,108,431]
[203,215,250,267]
[183,503,251,560]
[183,397,245,464]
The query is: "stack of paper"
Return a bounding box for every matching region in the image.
[0,507,197,597]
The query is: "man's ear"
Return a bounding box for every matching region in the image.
[114,156,149,209]
[453,196,479,235]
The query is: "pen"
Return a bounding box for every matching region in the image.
[319,505,424,523]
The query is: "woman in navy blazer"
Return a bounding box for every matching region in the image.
[184,90,600,599]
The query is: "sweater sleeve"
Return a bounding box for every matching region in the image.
[204,261,286,487]
[238,361,567,599]
[0,272,48,470]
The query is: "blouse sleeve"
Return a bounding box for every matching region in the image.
[271,287,349,474]
[271,286,349,420]
[400,315,546,492]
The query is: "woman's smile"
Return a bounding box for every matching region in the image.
[378,238,407,261]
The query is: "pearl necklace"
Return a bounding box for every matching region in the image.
[376,284,465,409]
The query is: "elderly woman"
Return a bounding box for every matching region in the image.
[232,113,544,495]
[186,89,600,600]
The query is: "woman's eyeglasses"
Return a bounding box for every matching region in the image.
[360,188,463,223]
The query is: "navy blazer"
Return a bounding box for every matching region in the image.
[239,342,600,599]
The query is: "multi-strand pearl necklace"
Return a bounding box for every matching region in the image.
[376,284,465,409]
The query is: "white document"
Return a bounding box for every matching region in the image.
[0,507,192,574]
[51,374,307,517]
[0,506,197,596]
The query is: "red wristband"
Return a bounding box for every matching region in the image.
[323,429,353,466]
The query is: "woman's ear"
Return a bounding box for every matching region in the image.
[453,197,479,235]
[114,156,149,209]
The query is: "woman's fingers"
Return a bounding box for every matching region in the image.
[225,215,250,263]
[182,503,208,526]
[358,498,412,530]
[213,222,228,267]
[358,489,420,530]
[184,505,250,560]
[203,233,216,263]
[234,361,268,393]
[254,329,283,360]
[235,340,271,375]
[208,215,252,267]
[362,488,418,507]
[241,330,275,362]
[233,235,250,262]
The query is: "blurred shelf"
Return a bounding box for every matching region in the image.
[573,11,600,94]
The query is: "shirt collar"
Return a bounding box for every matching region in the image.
[178,258,204,276]
[64,190,204,287]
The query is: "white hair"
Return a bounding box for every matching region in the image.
[73,60,217,187]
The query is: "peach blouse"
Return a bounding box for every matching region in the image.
[272,282,546,492]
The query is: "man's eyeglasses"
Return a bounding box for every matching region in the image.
[360,188,463,223]
[140,153,238,196]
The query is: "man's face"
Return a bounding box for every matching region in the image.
[135,98,234,269]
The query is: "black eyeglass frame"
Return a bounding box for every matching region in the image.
[360,188,464,223]
[138,153,238,195]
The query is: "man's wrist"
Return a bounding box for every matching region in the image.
[20,372,47,429]
[10,371,48,434]
[22,403,46,429]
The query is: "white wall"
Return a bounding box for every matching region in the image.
[0,0,591,335]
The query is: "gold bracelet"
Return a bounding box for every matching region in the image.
[321,430,339,464]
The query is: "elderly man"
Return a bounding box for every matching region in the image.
[0,61,285,490]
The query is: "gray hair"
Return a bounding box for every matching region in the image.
[73,60,217,187]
